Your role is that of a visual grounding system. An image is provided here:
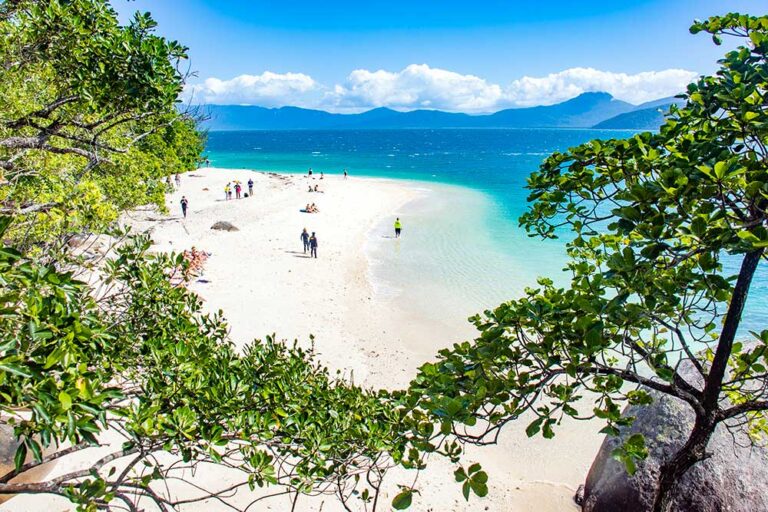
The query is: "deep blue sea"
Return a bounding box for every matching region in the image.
[206,129,767,340]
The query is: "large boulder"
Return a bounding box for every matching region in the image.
[581,376,768,512]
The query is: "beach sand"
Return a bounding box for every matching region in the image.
[2,168,603,511]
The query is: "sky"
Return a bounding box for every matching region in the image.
[114,0,763,113]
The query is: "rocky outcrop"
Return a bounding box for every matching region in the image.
[210,221,239,232]
[581,382,768,512]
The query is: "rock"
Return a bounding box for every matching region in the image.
[0,424,56,504]
[582,363,768,512]
[210,221,239,232]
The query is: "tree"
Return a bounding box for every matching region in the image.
[0,0,203,251]
[403,13,768,512]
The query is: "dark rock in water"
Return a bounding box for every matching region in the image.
[582,364,768,512]
[210,221,239,232]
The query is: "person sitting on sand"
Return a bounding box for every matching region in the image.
[309,203,319,213]
[308,185,313,192]
[304,203,312,212]
[320,172,324,179]
[313,184,319,192]
[301,228,310,253]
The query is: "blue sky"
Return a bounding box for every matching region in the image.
[114,0,763,112]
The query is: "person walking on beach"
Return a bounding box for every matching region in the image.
[300,228,310,254]
[175,173,181,188]
[235,182,242,199]
[343,169,348,179]
[309,232,318,258]
[248,178,254,196]
[180,196,188,218]
[394,217,402,238]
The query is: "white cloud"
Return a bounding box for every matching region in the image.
[189,66,698,112]
[185,71,320,106]
[505,67,698,107]
[326,64,503,113]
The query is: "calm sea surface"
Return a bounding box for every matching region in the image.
[206,129,767,339]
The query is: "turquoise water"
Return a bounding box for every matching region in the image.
[206,129,768,338]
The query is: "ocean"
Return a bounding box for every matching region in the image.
[206,128,768,340]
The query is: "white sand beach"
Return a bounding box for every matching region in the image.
[3,168,603,511]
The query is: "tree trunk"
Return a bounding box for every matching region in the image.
[650,248,763,512]
[652,416,714,512]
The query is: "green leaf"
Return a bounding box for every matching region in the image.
[59,391,72,411]
[392,489,413,510]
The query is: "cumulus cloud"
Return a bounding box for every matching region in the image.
[505,67,698,107]
[189,65,698,112]
[185,71,320,106]
[326,64,503,112]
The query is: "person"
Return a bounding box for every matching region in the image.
[206,158,210,167]
[313,184,319,192]
[394,217,402,238]
[166,176,172,189]
[343,169,348,179]
[308,185,314,192]
[224,183,231,200]
[320,171,324,180]
[310,203,319,213]
[248,178,254,196]
[308,168,313,177]
[235,182,242,199]
[309,232,318,258]
[175,173,181,188]
[300,228,310,254]
[180,196,188,218]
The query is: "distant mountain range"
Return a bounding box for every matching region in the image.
[201,92,685,131]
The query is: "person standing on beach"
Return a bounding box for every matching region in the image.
[309,232,318,258]
[343,169,348,179]
[225,183,232,200]
[308,168,313,177]
[394,217,402,238]
[235,182,242,199]
[248,178,254,196]
[300,228,310,254]
[180,196,188,218]
[175,173,181,188]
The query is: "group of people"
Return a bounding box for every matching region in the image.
[300,228,319,258]
[307,184,323,193]
[225,178,254,200]
[307,168,348,179]
[303,203,319,213]
[166,173,181,189]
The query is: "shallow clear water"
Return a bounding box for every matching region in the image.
[206,129,768,338]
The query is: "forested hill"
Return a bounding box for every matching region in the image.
[201,92,681,131]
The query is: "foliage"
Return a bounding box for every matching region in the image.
[401,12,768,512]
[0,224,414,510]
[0,0,203,249]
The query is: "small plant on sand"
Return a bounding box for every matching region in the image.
[401,13,768,512]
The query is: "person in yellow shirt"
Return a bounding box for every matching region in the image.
[394,217,402,238]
